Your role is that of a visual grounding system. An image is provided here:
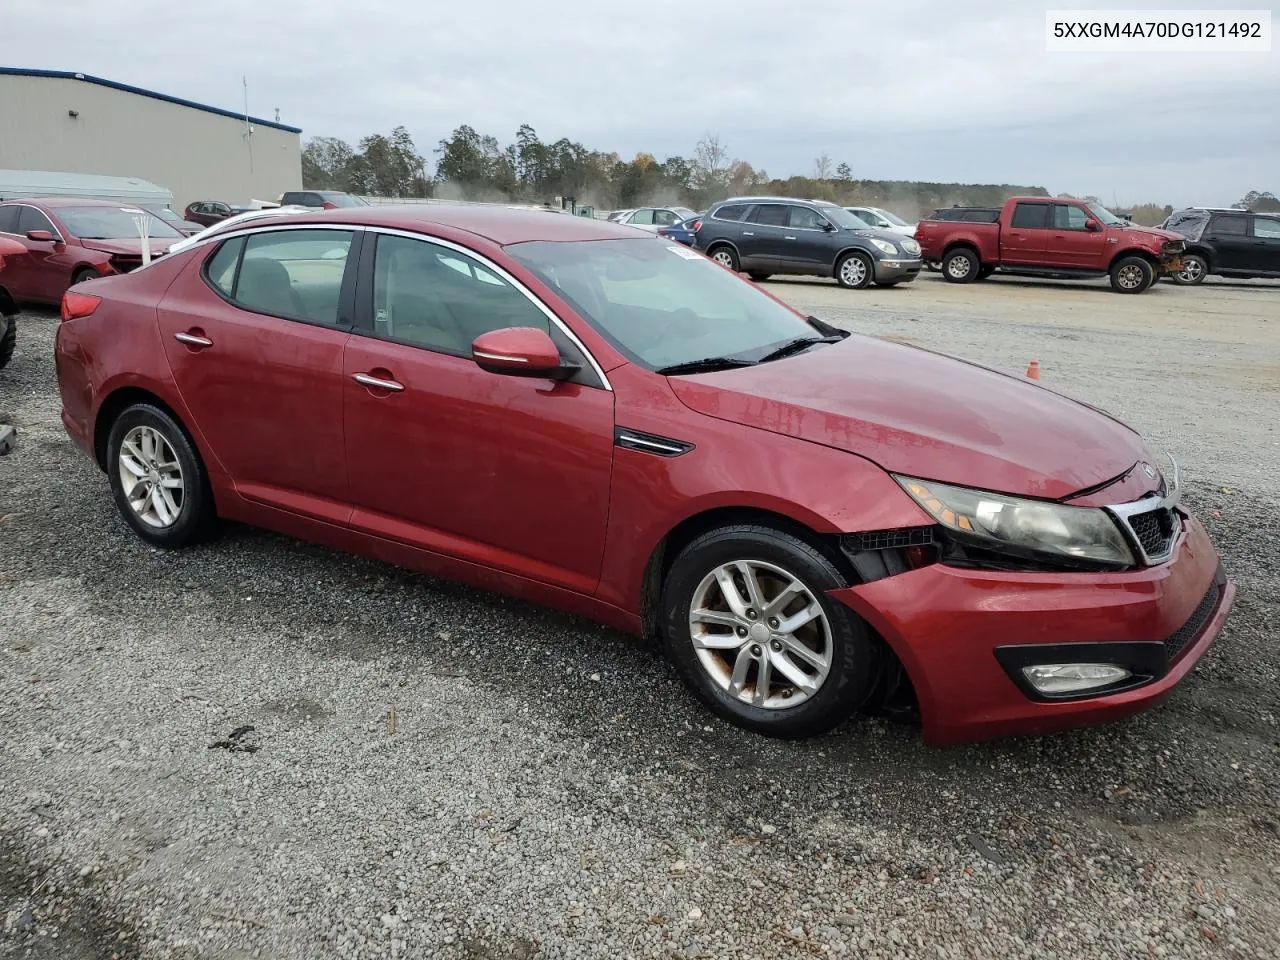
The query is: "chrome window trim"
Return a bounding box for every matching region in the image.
[1105,455,1182,566]
[187,222,613,391]
[0,203,66,244]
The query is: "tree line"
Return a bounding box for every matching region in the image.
[301,125,1277,224]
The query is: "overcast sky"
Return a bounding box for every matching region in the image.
[6,0,1277,207]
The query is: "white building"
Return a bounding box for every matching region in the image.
[0,68,302,212]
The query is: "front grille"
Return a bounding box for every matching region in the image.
[1161,240,1185,258]
[1164,582,1221,663]
[845,527,935,551]
[109,255,143,273]
[1125,506,1177,560]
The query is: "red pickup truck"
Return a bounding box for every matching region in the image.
[915,197,1187,294]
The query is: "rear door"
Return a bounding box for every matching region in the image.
[155,227,359,524]
[739,203,788,270]
[1043,202,1107,268]
[1204,213,1252,271]
[1247,215,1280,274]
[1002,201,1051,265]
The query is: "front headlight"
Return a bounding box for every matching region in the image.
[894,475,1136,567]
[870,238,898,255]
[901,238,921,255]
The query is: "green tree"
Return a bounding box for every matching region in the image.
[1240,190,1280,212]
[346,127,429,197]
[301,136,355,191]
[436,125,492,188]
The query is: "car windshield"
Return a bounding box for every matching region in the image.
[507,238,822,371]
[819,205,873,229]
[671,207,697,221]
[1086,202,1127,226]
[148,208,181,223]
[873,208,910,226]
[323,193,369,207]
[55,206,183,239]
[845,209,877,227]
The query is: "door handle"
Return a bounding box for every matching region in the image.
[784,235,797,240]
[741,231,755,236]
[353,372,404,392]
[174,332,213,348]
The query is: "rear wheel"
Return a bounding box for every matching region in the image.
[708,245,739,272]
[660,524,877,738]
[106,403,216,548]
[835,252,873,289]
[747,272,772,282]
[0,318,14,370]
[942,248,979,283]
[1173,253,1207,285]
[1110,256,1154,293]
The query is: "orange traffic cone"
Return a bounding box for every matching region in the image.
[1025,360,1040,380]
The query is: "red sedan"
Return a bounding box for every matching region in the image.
[0,197,182,305]
[53,206,1234,743]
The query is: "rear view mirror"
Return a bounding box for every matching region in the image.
[26,229,55,242]
[472,327,577,380]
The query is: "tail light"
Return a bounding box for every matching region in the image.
[322,201,339,210]
[60,291,101,322]
[691,219,702,233]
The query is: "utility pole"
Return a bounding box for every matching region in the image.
[243,75,255,174]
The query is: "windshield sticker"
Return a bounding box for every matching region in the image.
[667,245,705,261]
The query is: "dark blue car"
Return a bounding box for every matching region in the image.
[657,215,702,247]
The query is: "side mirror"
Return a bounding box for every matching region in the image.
[472,327,577,380]
[822,221,836,232]
[26,229,56,242]
[1084,219,1101,232]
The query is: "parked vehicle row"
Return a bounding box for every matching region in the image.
[50,204,1234,743]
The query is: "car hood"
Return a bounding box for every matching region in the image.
[1113,224,1182,244]
[78,238,173,257]
[668,335,1151,500]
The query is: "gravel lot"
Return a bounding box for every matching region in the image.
[1,273,1278,959]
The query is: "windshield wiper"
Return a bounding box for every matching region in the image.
[656,356,758,376]
[757,335,843,364]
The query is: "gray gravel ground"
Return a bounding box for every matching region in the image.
[1,274,1278,959]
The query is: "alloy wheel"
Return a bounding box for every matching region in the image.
[118,425,185,528]
[840,257,868,287]
[688,560,833,709]
[946,256,971,280]
[1177,259,1203,283]
[712,249,736,269]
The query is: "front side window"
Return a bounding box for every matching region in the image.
[220,229,354,325]
[1011,203,1050,229]
[788,206,829,230]
[17,206,58,236]
[371,234,548,355]
[1251,217,1280,239]
[628,208,654,225]
[1053,204,1090,230]
[508,237,820,371]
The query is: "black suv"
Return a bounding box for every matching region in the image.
[692,197,923,288]
[1161,207,1280,284]
[278,191,371,210]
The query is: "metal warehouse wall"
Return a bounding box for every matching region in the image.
[0,74,301,211]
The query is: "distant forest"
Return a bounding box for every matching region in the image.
[301,125,1279,227]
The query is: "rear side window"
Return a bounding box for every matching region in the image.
[747,204,788,227]
[713,204,749,221]
[1011,203,1050,229]
[1210,214,1248,236]
[0,205,19,234]
[224,229,354,325]
[204,237,245,296]
[1251,217,1280,239]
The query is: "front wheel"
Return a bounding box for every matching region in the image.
[1110,256,1154,293]
[106,403,217,548]
[660,524,878,738]
[708,245,739,272]
[71,267,99,287]
[835,252,873,289]
[1172,253,1208,286]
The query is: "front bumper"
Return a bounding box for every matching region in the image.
[832,511,1232,744]
[873,258,924,282]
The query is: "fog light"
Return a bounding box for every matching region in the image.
[1022,663,1131,695]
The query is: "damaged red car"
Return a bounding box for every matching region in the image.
[53,206,1234,743]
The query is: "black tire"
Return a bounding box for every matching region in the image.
[0,318,14,370]
[1110,255,1154,294]
[1172,253,1208,286]
[659,524,878,739]
[747,272,772,282]
[874,280,899,287]
[942,247,980,283]
[834,251,873,289]
[71,267,98,287]
[106,403,217,548]
[707,245,739,272]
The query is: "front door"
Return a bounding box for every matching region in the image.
[1002,201,1051,265]
[1205,213,1252,271]
[1246,215,1280,274]
[1042,202,1108,268]
[343,231,615,594]
[155,227,358,524]
[780,204,838,270]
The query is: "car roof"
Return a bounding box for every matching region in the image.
[714,196,837,208]
[232,203,644,245]
[0,196,138,208]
